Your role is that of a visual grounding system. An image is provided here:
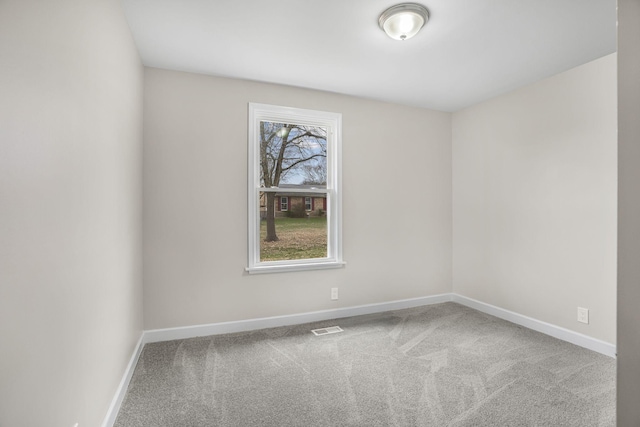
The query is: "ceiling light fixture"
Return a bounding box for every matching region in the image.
[378,3,429,41]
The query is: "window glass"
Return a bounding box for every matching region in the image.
[247,103,343,274]
[280,197,288,211]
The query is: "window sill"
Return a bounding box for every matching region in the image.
[245,260,346,275]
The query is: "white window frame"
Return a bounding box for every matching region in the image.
[247,103,344,274]
[280,196,289,212]
[305,196,312,211]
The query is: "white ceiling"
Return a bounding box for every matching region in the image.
[121,0,616,112]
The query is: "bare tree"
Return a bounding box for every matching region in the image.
[260,121,326,241]
[301,163,327,185]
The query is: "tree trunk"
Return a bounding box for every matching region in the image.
[265,192,279,242]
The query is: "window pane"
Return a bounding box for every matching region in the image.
[259,121,327,187]
[259,195,328,262]
[248,103,341,273]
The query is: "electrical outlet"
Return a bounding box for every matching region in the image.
[331,288,338,300]
[577,307,589,324]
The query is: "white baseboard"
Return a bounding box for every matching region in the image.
[101,334,145,427]
[143,293,453,343]
[451,294,616,358]
[143,293,616,357]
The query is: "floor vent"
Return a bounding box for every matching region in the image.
[311,326,343,336]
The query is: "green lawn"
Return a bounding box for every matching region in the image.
[260,217,327,261]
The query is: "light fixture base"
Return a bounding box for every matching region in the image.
[378,3,429,41]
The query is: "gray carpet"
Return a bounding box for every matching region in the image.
[114,302,615,426]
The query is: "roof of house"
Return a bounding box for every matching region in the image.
[260,184,327,198]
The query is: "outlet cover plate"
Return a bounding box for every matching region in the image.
[577,307,589,324]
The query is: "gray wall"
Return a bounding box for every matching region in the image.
[617,0,640,424]
[452,55,617,344]
[143,68,452,330]
[0,1,143,426]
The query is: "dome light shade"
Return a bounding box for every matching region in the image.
[378,3,429,41]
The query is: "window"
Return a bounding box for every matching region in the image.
[247,103,343,274]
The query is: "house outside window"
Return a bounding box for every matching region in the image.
[247,103,344,274]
